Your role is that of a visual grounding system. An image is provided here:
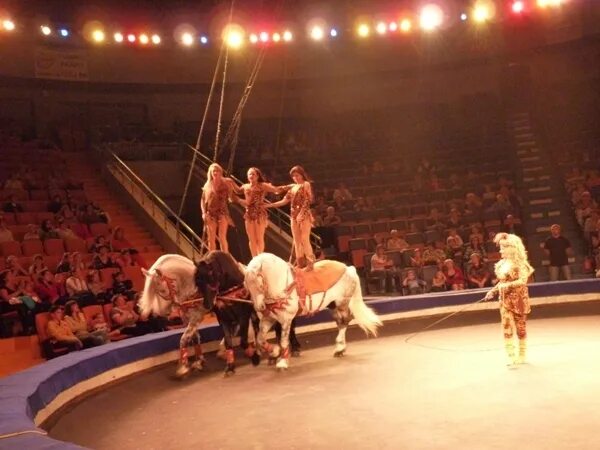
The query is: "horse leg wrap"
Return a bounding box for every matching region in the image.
[244,344,255,359]
[180,347,189,365]
[281,347,290,360]
[226,349,235,364]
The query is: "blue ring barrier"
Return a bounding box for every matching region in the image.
[0,278,598,449]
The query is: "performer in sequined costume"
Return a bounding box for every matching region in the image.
[201,163,237,253]
[239,167,281,257]
[484,233,534,366]
[268,165,315,270]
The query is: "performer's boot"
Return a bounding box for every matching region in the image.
[516,339,527,364]
[175,347,191,378]
[504,338,517,366]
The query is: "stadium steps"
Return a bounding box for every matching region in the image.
[65,154,164,265]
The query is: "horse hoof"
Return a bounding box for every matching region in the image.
[224,364,236,377]
[191,360,205,371]
[175,364,191,378]
[333,350,345,358]
[276,366,288,372]
[251,353,261,366]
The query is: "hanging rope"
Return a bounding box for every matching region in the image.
[213,0,235,161]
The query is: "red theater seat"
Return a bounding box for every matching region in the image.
[43,238,65,256]
[0,240,22,257]
[22,239,44,256]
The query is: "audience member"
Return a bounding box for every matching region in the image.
[443,259,465,290]
[87,270,111,303]
[370,245,397,293]
[112,271,136,300]
[430,270,447,292]
[64,300,108,347]
[46,305,83,352]
[386,229,409,251]
[542,224,572,281]
[463,235,487,263]
[65,270,96,306]
[466,253,491,289]
[28,254,48,277]
[323,206,342,227]
[2,195,24,213]
[35,270,67,306]
[402,269,427,295]
[39,219,60,241]
[91,246,117,270]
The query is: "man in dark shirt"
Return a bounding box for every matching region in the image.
[543,224,572,281]
[2,195,24,213]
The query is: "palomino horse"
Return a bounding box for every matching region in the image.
[244,253,382,370]
[139,252,258,377]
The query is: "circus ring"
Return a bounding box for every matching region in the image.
[0,280,599,450]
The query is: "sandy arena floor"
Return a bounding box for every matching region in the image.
[49,313,600,450]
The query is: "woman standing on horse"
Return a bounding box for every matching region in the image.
[267,165,315,270]
[238,167,282,257]
[201,163,238,253]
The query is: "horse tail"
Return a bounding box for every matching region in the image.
[347,266,382,337]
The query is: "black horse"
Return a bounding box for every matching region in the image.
[195,251,260,375]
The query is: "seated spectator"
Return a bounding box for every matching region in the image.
[314,196,328,216]
[46,305,83,352]
[370,245,398,293]
[430,270,447,292]
[2,195,24,213]
[35,270,68,306]
[23,224,40,240]
[311,208,325,227]
[65,270,96,307]
[487,193,513,217]
[422,242,443,266]
[427,208,446,231]
[0,216,14,243]
[48,195,64,214]
[56,252,74,274]
[333,182,353,203]
[28,254,49,277]
[409,248,425,269]
[386,229,409,251]
[466,253,491,289]
[468,225,484,243]
[110,294,155,336]
[1,271,35,334]
[402,269,427,295]
[64,300,108,347]
[58,204,78,223]
[575,191,597,227]
[446,208,464,229]
[91,246,117,270]
[583,211,599,242]
[39,219,60,241]
[112,271,136,300]
[447,228,464,247]
[443,259,465,290]
[90,235,109,254]
[79,204,103,226]
[5,255,28,277]
[116,249,138,269]
[72,252,86,272]
[323,206,342,227]
[56,218,79,240]
[353,197,370,213]
[87,270,111,304]
[445,236,464,261]
[463,235,487,263]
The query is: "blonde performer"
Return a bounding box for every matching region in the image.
[239,167,281,257]
[267,165,315,270]
[200,163,237,253]
[484,233,534,366]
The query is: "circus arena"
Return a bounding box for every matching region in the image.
[0,1,599,449]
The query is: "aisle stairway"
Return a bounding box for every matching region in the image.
[65,153,164,266]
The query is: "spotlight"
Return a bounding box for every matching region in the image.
[151,34,161,44]
[310,25,324,41]
[330,28,338,37]
[272,32,281,42]
[420,4,444,31]
[460,13,468,21]
[399,19,412,33]
[473,4,491,23]
[357,23,370,38]
[224,25,245,48]
[181,32,194,46]
[282,30,293,41]
[114,32,124,43]
[389,22,398,32]
[200,35,208,45]
[127,34,136,43]
[92,29,105,43]
[249,33,258,44]
[537,0,563,8]
[2,19,15,31]
[376,22,387,35]
[139,33,149,45]
[512,1,525,13]
[259,31,269,42]
[59,28,69,37]
[40,25,52,36]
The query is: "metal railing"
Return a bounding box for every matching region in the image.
[99,146,209,260]
[184,143,321,246]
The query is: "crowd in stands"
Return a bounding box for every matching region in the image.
[0,141,179,359]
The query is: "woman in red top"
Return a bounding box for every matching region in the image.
[201,163,237,253]
[239,167,280,257]
[35,269,67,306]
[268,166,315,269]
[443,259,465,290]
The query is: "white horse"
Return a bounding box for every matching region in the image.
[138,254,207,377]
[244,253,382,370]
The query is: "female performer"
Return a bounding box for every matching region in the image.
[239,167,281,257]
[201,163,237,253]
[267,165,315,270]
[484,233,534,366]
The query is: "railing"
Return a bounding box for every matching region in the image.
[184,143,322,247]
[99,146,209,260]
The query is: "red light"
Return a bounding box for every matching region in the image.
[512,1,525,13]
